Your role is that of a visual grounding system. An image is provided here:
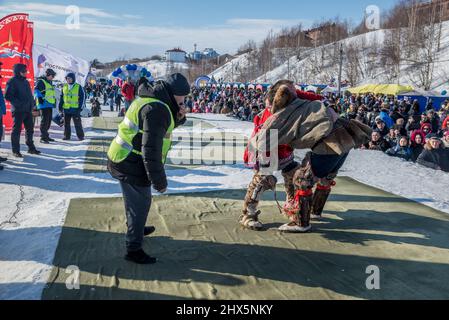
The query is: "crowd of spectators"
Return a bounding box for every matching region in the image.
[185,85,266,122]
[331,93,449,172]
[187,85,449,173]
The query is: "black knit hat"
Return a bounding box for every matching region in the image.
[46,69,56,77]
[426,133,440,141]
[165,73,190,96]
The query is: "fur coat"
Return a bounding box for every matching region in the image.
[250,85,372,164]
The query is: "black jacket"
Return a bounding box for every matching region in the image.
[417,147,449,172]
[4,64,35,113]
[410,144,424,162]
[108,81,186,188]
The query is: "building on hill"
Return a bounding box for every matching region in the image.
[203,48,219,59]
[304,23,348,46]
[187,44,219,61]
[165,48,187,63]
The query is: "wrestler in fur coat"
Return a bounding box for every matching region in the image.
[251,85,372,165]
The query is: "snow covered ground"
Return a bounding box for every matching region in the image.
[1,112,448,300]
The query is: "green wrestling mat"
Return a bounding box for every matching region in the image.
[42,177,449,300]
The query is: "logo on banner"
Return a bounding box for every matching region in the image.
[0,30,31,60]
[0,13,35,130]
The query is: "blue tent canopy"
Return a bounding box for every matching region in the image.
[397,90,448,113]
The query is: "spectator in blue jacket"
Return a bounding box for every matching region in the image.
[386,136,412,161]
[34,68,57,144]
[379,104,395,129]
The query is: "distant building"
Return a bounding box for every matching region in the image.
[303,23,348,46]
[165,48,186,63]
[187,44,219,61]
[203,48,219,59]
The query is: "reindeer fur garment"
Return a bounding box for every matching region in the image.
[251,85,372,159]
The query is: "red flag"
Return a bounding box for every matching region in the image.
[0,13,34,130]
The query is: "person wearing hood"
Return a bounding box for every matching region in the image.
[121,77,135,112]
[443,114,449,131]
[378,104,394,129]
[107,73,190,265]
[4,64,41,157]
[34,69,57,144]
[421,122,432,137]
[373,117,389,137]
[58,73,85,141]
[410,130,426,162]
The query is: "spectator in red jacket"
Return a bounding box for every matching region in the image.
[442,115,449,131]
[121,77,135,111]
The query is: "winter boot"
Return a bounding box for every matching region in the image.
[311,178,336,220]
[125,249,157,265]
[240,173,277,231]
[144,226,156,237]
[282,163,300,216]
[279,189,313,233]
[28,148,42,155]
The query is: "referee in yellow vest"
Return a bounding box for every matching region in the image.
[108,74,190,264]
[34,68,57,144]
[58,73,85,141]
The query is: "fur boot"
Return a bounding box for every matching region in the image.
[240,173,277,230]
[281,163,300,216]
[279,190,313,233]
[311,176,337,219]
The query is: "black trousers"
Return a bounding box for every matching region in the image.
[40,108,53,140]
[64,114,85,140]
[119,181,152,252]
[11,111,36,153]
[310,152,350,179]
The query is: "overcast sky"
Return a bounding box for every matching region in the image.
[0,0,397,62]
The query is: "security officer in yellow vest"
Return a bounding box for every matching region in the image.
[58,73,85,141]
[34,68,57,144]
[107,73,190,265]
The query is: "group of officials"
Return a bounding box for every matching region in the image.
[0,64,85,159]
